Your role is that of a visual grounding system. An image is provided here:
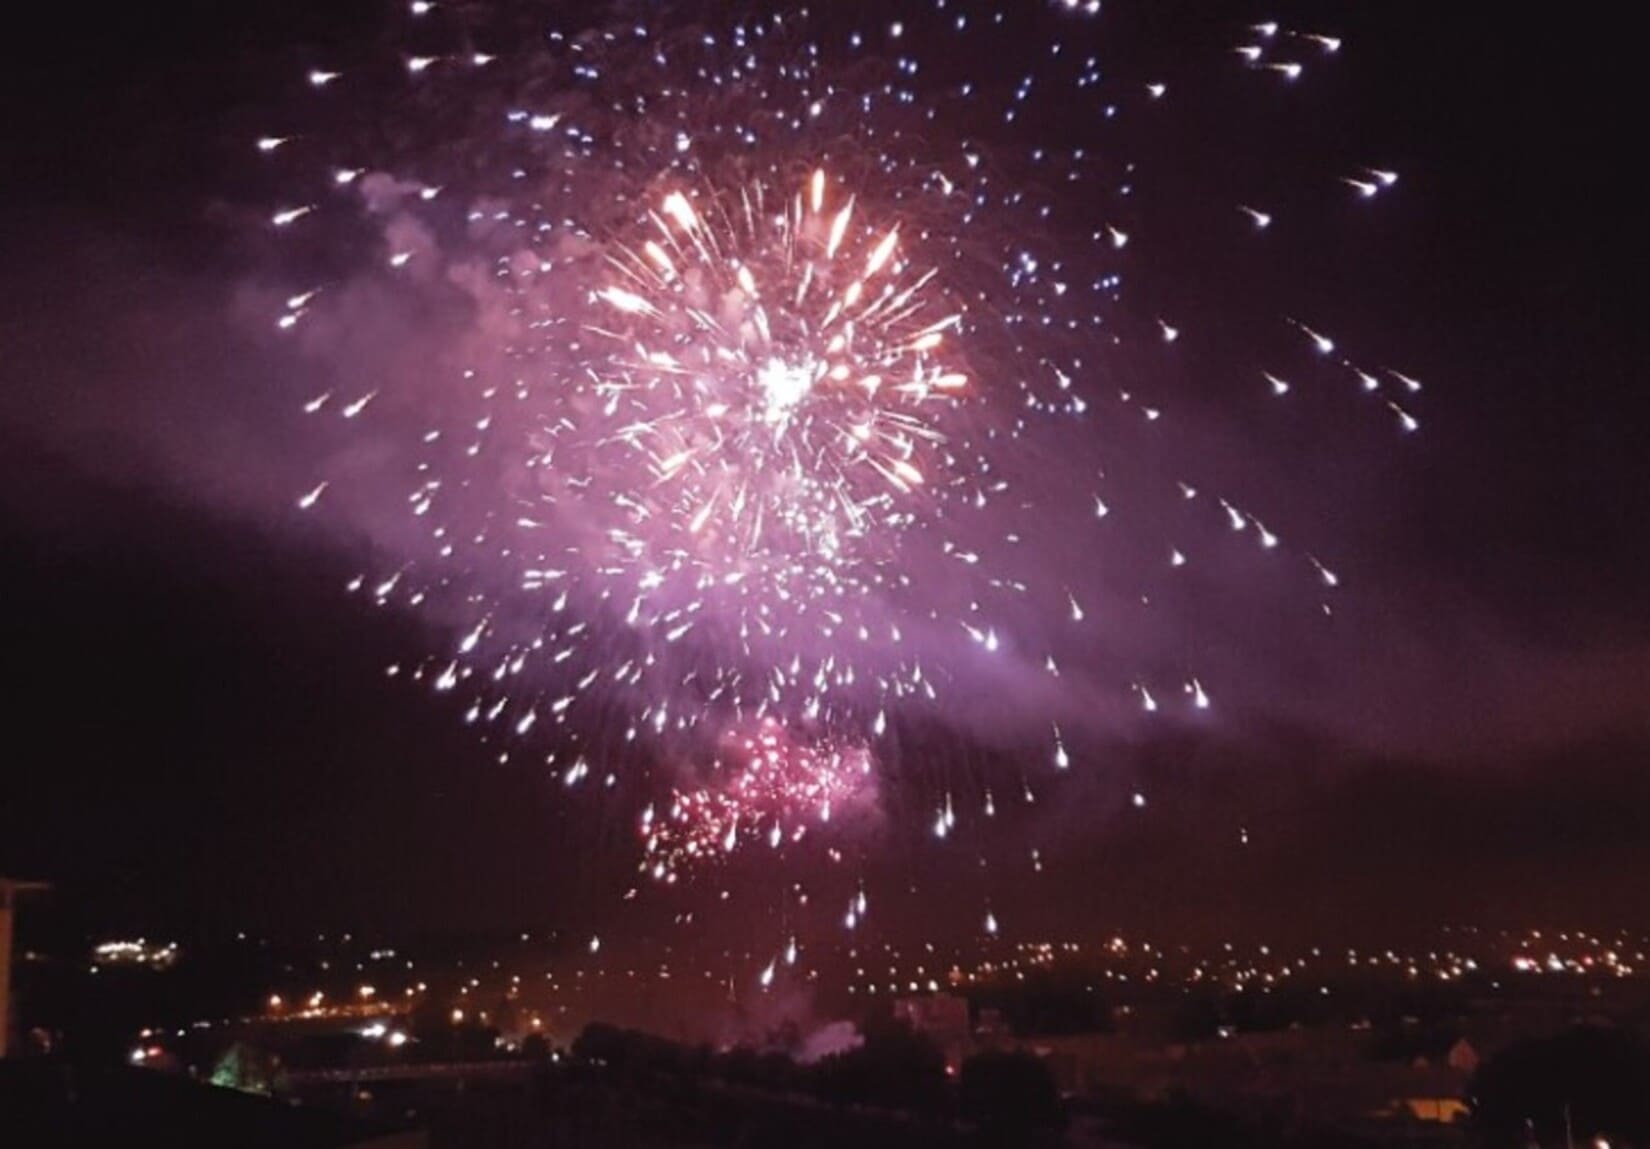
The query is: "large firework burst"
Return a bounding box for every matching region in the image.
[256,1,1424,948]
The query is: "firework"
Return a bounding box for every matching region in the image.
[641,719,878,884]
[256,1,1426,947]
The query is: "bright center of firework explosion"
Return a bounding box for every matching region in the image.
[591,171,965,588]
[756,357,816,426]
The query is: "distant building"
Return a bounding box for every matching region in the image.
[1446,1037,1480,1073]
[1,878,49,1059]
[973,1007,1008,1044]
[894,993,970,1040]
[893,993,973,1067]
[1377,1094,1471,1124]
[1022,1024,1477,1128]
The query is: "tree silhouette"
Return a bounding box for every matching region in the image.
[813,1015,947,1113]
[959,1050,1064,1139]
[1469,1026,1650,1147]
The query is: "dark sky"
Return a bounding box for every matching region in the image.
[0,0,1646,947]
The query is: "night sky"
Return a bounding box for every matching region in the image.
[1,0,1646,950]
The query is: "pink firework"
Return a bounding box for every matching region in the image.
[641,718,878,882]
